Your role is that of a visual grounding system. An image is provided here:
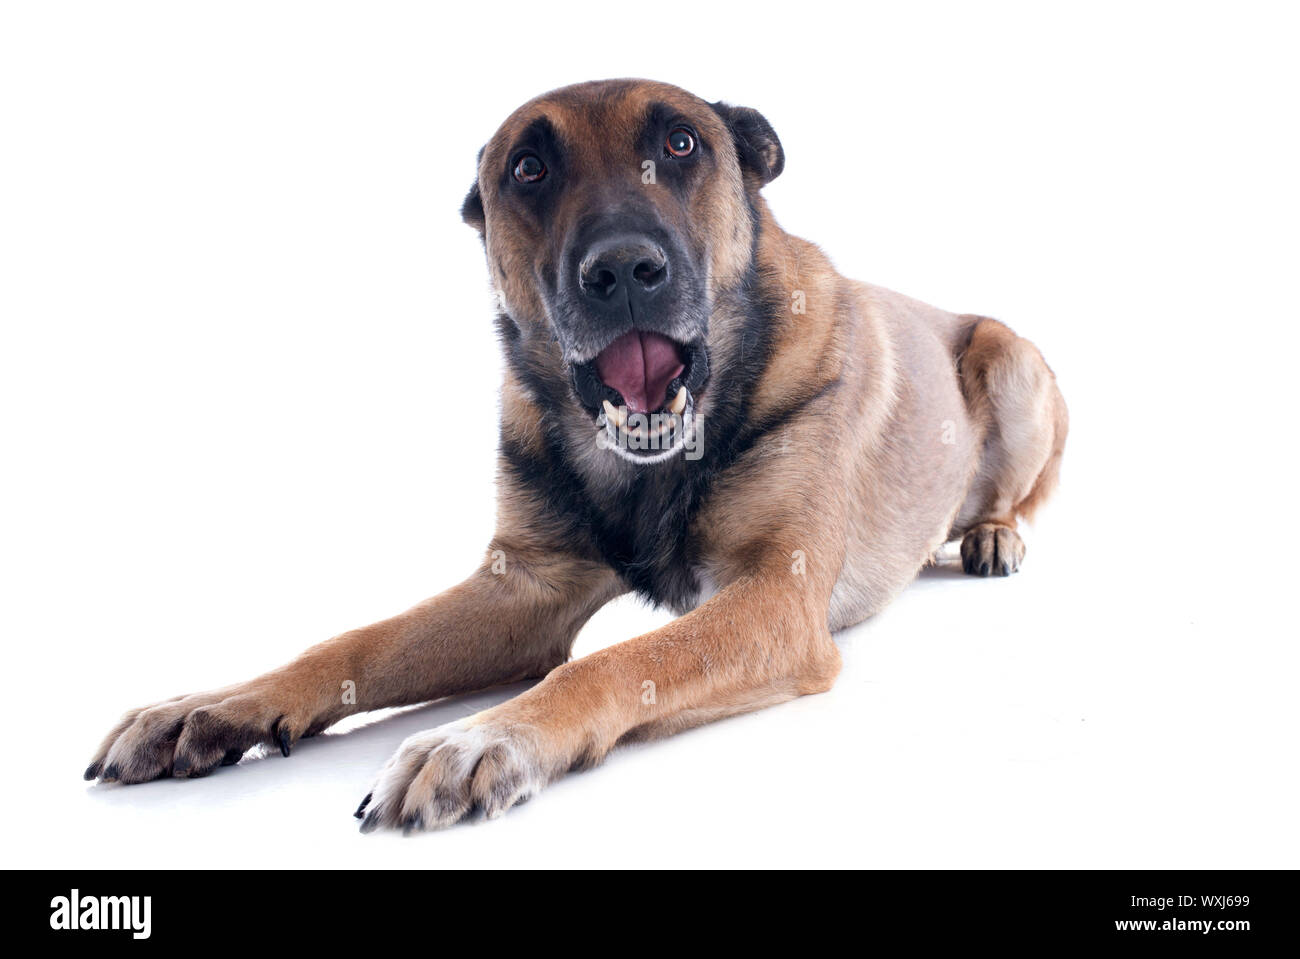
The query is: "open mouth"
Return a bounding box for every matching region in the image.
[571,330,709,460]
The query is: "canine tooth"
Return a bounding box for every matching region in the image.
[669,386,687,415]
[602,400,626,427]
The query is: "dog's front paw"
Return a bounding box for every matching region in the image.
[84,687,316,784]
[357,717,557,833]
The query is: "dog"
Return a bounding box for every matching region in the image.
[85,79,1068,832]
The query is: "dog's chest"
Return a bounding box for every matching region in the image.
[586,470,706,609]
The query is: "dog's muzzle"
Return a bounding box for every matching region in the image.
[559,226,711,461]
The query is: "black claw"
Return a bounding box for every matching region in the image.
[359,811,381,834]
[83,762,102,781]
[979,561,990,576]
[270,714,292,758]
[171,756,191,776]
[353,793,373,819]
[102,764,121,782]
[221,747,245,766]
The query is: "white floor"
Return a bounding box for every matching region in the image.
[10,465,1298,868]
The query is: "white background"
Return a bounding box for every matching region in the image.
[2,1,1297,868]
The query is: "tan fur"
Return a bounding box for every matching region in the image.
[87,81,1068,831]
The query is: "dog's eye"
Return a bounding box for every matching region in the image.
[513,154,546,183]
[665,128,696,158]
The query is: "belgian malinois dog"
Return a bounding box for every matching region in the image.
[86,79,1068,832]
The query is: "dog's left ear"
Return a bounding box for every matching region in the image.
[711,102,784,186]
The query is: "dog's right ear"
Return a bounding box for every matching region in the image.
[461,180,485,233]
[461,145,486,234]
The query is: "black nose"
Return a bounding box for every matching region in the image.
[579,236,669,305]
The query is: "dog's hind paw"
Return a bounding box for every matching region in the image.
[960,523,1025,577]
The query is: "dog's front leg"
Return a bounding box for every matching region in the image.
[85,545,622,784]
[359,554,843,831]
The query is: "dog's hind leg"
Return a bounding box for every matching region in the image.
[952,317,1068,577]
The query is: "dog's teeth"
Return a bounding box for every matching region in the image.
[602,400,627,428]
[669,386,687,415]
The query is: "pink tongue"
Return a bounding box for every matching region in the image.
[594,330,685,414]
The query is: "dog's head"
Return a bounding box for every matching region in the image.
[462,79,783,463]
